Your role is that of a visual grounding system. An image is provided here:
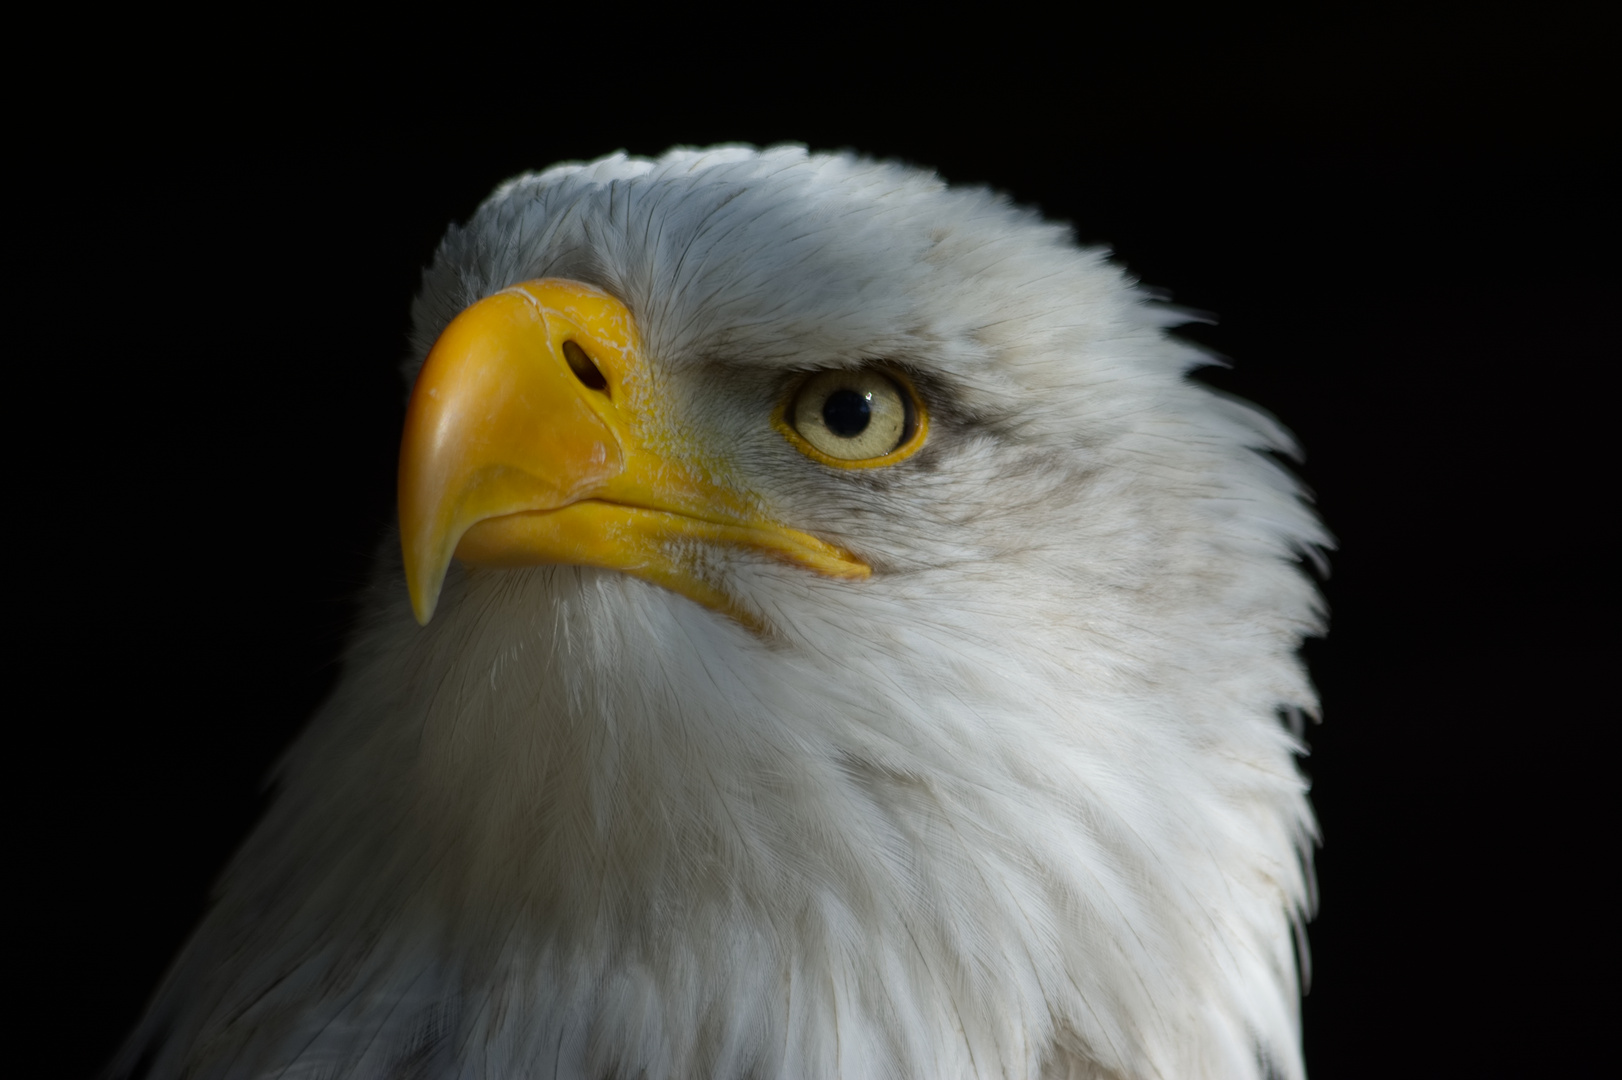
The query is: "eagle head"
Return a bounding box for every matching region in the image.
[121,146,1326,1080]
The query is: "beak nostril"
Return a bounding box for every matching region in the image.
[562,340,609,395]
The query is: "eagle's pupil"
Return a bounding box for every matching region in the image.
[823,389,871,437]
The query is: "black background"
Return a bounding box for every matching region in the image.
[25,11,1611,1078]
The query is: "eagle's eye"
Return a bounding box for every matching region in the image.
[778,369,928,468]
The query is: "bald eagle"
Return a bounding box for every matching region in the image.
[116,146,1327,1080]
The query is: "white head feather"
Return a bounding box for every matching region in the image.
[121,146,1327,1080]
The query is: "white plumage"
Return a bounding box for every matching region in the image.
[118,146,1327,1079]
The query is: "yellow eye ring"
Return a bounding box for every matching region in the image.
[773,368,929,469]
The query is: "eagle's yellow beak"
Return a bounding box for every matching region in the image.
[399,278,869,626]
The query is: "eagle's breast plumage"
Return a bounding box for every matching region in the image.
[121,146,1326,1080]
